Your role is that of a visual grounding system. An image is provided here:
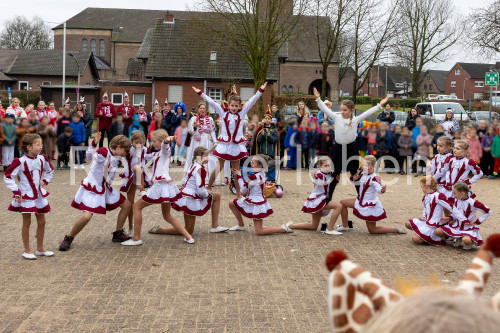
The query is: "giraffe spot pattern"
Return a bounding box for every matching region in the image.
[349,267,365,278]
[352,303,372,324]
[463,272,480,282]
[347,283,355,310]
[334,313,348,327]
[334,271,346,287]
[363,282,380,298]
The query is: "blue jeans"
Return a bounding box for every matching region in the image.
[73,145,84,164]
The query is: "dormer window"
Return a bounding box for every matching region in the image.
[210,51,217,61]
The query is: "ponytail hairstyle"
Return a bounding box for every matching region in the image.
[453,181,470,195]
[21,133,42,154]
[341,99,355,126]
[192,146,209,164]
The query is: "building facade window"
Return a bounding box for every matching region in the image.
[474,81,484,87]
[90,39,96,54]
[210,51,217,61]
[288,85,293,93]
[455,68,460,75]
[168,85,183,103]
[239,87,255,102]
[451,81,456,87]
[111,93,123,105]
[474,93,483,99]
[429,84,433,90]
[133,93,145,106]
[82,38,87,51]
[282,85,287,93]
[207,87,222,113]
[18,81,28,90]
[99,39,105,57]
[426,75,430,80]
[424,84,427,90]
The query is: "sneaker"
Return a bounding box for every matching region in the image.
[223,177,229,185]
[148,225,161,234]
[462,244,473,250]
[281,222,294,233]
[229,225,246,231]
[334,224,353,231]
[112,229,132,242]
[56,165,62,170]
[213,180,222,186]
[394,225,407,234]
[183,237,195,244]
[73,165,79,169]
[121,239,143,246]
[325,229,343,235]
[79,164,85,170]
[210,226,229,233]
[22,252,37,260]
[64,165,70,170]
[489,174,498,179]
[59,235,74,251]
[35,250,54,257]
[453,238,462,247]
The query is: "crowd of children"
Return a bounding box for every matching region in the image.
[1,84,498,259]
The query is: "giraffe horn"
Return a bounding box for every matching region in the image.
[326,250,402,333]
[455,234,500,296]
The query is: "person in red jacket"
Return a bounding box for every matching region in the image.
[96,92,116,147]
[116,91,135,131]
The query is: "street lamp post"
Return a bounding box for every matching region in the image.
[403,77,407,113]
[68,53,80,103]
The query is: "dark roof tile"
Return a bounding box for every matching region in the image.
[457,63,497,78]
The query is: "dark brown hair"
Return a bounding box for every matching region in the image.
[109,135,131,154]
[21,133,42,154]
[228,95,242,104]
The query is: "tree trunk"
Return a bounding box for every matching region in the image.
[321,64,329,100]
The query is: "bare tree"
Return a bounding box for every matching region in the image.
[193,0,307,116]
[310,0,355,99]
[0,15,53,49]
[350,0,399,102]
[470,0,500,56]
[394,0,463,98]
[337,32,355,84]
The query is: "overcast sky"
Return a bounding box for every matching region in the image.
[2,0,498,71]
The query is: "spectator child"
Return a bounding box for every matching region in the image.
[481,126,496,176]
[477,120,488,138]
[316,122,334,157]
[398,127,413,174]
[411,117,423,173]
[56,108,72,137]
[128,114,144,138]
[28,111,39,127]
[296,118,313,168]
[109,112,128,142]
[431,124,446,155]
[2,114,17,170]
[284,121,298,169]
[309,120,319,161]
[466,127,482,166]
[415,125,433,176]
[489,130,500,179]
[56,126,73,169]
[389,124,401,172]
[147,111,163,141]
[174,118,189,166]
[37,116,55,158]
[69,112,86,169]
[16,118,37,156]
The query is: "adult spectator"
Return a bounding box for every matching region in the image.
[405,108,420,131]
[377,103,395,124]
[116,92,136,130]
[95,92,116,147]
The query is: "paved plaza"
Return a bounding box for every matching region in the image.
[0,167,499,332]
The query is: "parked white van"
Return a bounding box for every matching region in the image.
[415,102,469,122]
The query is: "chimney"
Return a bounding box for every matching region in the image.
[164,11,174,24]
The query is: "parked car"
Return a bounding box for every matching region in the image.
[427,94,439,100]
[481,96,500,107]
[415,102,469,122]
[436,95,464,102]
[467,111,500,127]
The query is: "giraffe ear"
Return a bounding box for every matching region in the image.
[326,250,402,333]
[455,234,500,296]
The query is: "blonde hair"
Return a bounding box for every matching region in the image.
[454,139,469,151]
[150,129,169,142]
[420,175,438,191]
[363,289,500,333]
[130,130,146,144]
[453,181,470,194]
[363,155,376,167]
[341,99,355,125]
[437,136,452,148]
[109,135,131,154]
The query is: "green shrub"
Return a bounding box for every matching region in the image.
[0,90,40,108]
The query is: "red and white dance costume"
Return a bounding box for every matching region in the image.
[302,171,332,215]
[4,154,54,214]
[233,172,273,219]
[183,113,217,179]
[47,108,58,133]
[172,161,212,216]
[430,152,452,193]
[35,108,47,122]
[119,146,153,192]
[441,196,491,246]
[408,192,454,245]
[141,142,179,204]
[352,172,387,221]
[197,88,264,161]
[436,156,483,199]
[71,141,126,214]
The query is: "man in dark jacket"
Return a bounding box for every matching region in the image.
[377,104,395,124]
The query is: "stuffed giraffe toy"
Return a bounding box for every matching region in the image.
[326,233,500,333]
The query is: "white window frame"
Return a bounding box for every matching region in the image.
[207,87,222,112]
[474,81,484,87]
[168,85,183,103]
[210,51,217,61]
[111,93,123,105]
[133,93,145,106]
[240,87,255,102]
[474,93,483,99]
[455,68,460,75]
[18,81,28,90]
[451,81,456,87]
[450,92,457,96]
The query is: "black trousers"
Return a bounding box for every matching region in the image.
[481,151,494,176]
[326,142,361,203]
[58,152,69,166]
[99,128,111,148]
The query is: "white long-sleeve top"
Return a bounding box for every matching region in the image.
[420,191,453,226]
[449,197,491,229]
[430,152,453,185]
[4,154,54,199]
[237,171,268,205]
[81,141,120,194]
[150,142,173,182]
[435,156,483,189]
[197,88,264,144]
[353,172,383,206]
[119,146,154,190]
[316,99,381,144]
[180,161,209,199]
[309,171,332,199]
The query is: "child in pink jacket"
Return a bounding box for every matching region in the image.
[416,125,433,176]
[466,127,482,165]
[174,118,188,166]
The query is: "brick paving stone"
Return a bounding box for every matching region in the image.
[0,167,499,332]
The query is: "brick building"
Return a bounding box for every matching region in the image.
[360,66,412,97]
[445,62,500,100]
[419,70,447,95]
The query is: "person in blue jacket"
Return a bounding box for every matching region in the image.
[284,121,298,169]
[317,99,335,126]
[69,112,86,169]
[128,114,144,138]
[295,118,314,168]
[169,102,186,163]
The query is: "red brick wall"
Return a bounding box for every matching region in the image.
[99,83,153,113]
[12,65,96,90]
[445,64,488,100]
[154,80,273,117]
[360,67,384,97]
[54,29,113,64]
[111,43,142,80]
[419,74,441,94]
